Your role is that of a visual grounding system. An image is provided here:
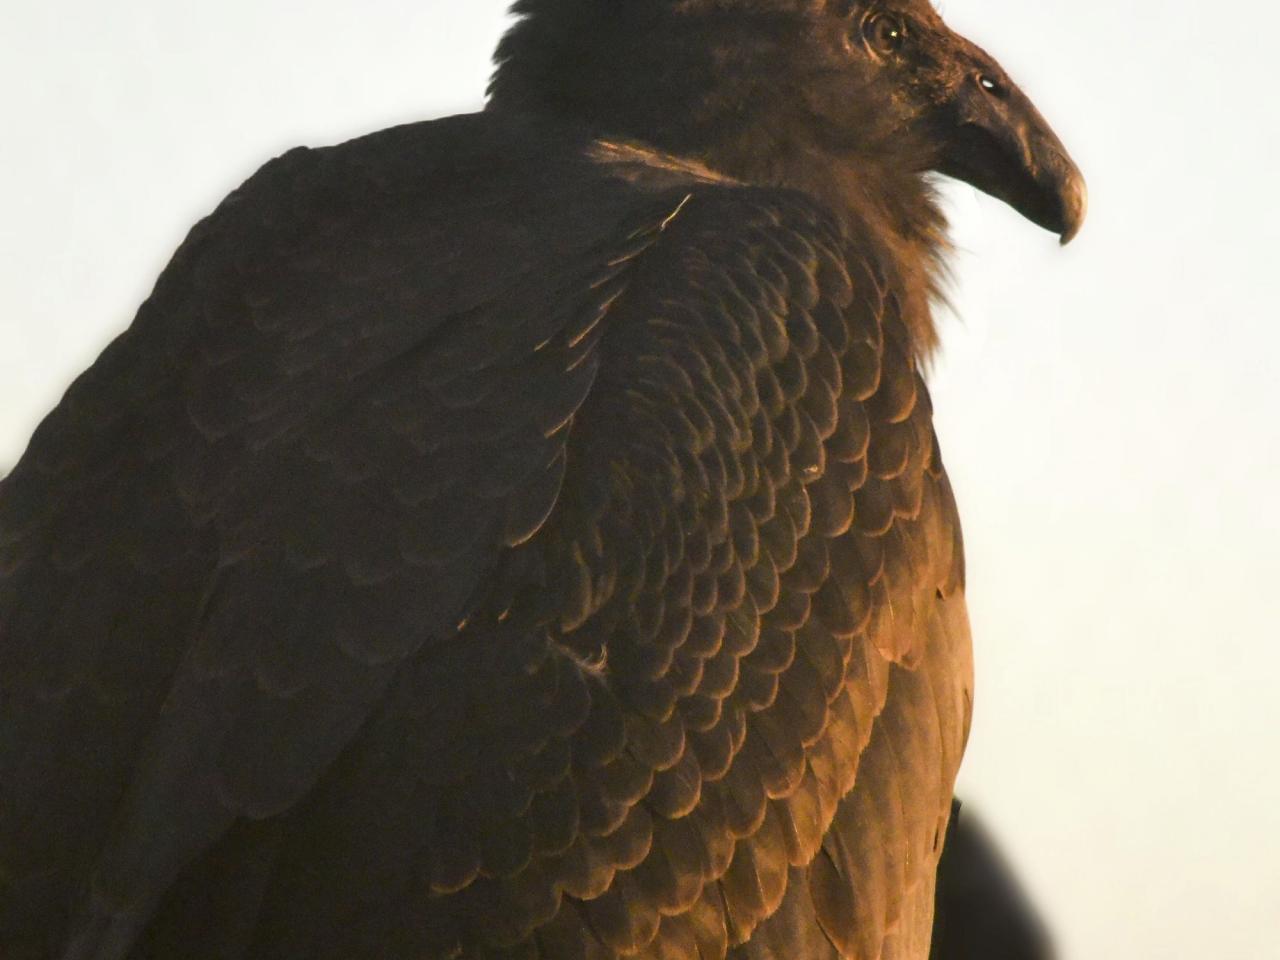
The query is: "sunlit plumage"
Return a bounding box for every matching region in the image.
[0,2,1080,958]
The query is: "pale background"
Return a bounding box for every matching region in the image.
[2,1,1277,957]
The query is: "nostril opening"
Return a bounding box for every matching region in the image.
[977,74,1006,98]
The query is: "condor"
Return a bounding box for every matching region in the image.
[0,2,1083,958]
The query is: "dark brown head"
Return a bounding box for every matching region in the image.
[490,0,1085,244]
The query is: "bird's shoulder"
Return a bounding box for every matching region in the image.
[218,109,878,302]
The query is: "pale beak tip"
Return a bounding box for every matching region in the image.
[1058,173,1088,245]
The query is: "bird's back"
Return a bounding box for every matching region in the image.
[0,110,972,960]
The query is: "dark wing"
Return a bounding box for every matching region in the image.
[529,187,972,960]
[167,185,967,960]
[0,117,700,959]
[0,121,972,960]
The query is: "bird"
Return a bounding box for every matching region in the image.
[0,1,1084,958]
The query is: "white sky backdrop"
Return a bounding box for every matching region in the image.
[2,1,1277,957]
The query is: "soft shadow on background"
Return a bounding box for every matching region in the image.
[2,2,1277,957]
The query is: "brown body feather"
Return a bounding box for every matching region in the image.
[0,110,971,960]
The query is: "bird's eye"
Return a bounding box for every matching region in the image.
[862,13,908,57]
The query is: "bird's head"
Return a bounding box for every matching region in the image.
[490,0,1086,244]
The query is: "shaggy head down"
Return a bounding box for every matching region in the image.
[491,0,1085,249]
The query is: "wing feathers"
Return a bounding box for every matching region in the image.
[1,123,970,960]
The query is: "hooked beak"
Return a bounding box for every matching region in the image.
[933,45,1087,244]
